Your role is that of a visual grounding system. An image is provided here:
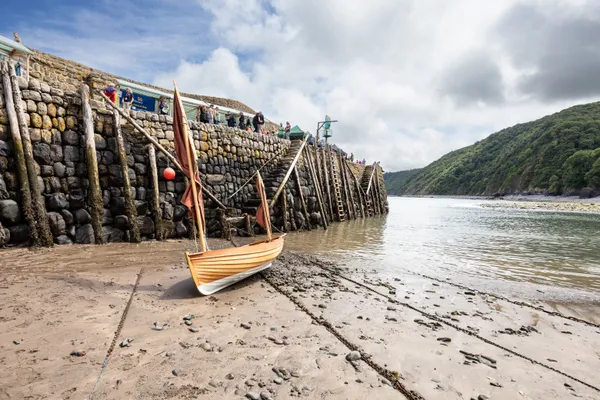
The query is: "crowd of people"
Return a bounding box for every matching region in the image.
[102,82,367,164]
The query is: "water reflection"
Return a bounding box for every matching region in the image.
[285,197,600,302]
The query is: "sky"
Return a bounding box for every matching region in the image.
[4,0,600,172]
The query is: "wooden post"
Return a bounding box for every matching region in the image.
[321,147,333,222]
[338,154,353,220]
[9,63,53,246]
[1,61,39,246]
[147,145,163,238]
[340,157,356,220]
[313,143,322,194]
[100,90,227,210]
[346,162,366,218]
[80,84,105,244]
[303,146,327,229]
[373,164,385,214]
[280,186,289,232]
[269,134,309,208]
[244,213,254,236]
[293,166,311,230]
[114,111,140,242]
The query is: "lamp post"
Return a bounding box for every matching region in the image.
[316,116,338,145]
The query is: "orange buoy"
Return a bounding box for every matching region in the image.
[163,167,176,181]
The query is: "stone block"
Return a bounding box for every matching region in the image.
[0,199,21,224]
[26,99,37,112]
[75,224,95,244]
[47,211,66,236]
[31,113,42,128]
[47,103,57,117]
[8,224,29,243]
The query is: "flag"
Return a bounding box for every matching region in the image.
[172,87,205,230]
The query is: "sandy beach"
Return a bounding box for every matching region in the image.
[1,239,599,400]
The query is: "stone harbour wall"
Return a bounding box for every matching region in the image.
[0,75,295,246]
[0,54,388,248]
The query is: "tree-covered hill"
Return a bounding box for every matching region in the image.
[383,169,422,195]
[399,102,600,196]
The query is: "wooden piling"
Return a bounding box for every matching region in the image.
[80,84,105,244]
[244,213,254,236]
[321,147,333,222]
[9,63,53,246]
[347,162,366,218]
[280,186,289,232]
[1,61,38,246]
[147,145,163,238]
[114,111,140,242]
[100,91,227,210]
[340,157,357,219]
[303,146,327,229]
[293,166,311,230]
[338,154,354,220]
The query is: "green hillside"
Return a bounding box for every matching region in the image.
[383,169,422,195]
[402,102,600,196]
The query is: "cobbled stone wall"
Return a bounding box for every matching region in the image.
[0,75,297,246]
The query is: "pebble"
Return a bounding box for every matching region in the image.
[260,391,273,400]
[437,337,452,343]
[245,379,256,387]
[246,391,260,399]
[381,378,391,386]
[387,306,396,311]
[183,314,194,321]
[241,323,251,329]
[465,291,476,296]
[166,351,175,357]
[119,338,134,348]
[274,377,283,384]
[13,340,20,345]
[70,350,86,357]
[225,373,234,380]
[200,342,211,351]
[172,368,180,376]
[189,328,199,333]
[185,320,193,326]
[318,304,327,309]
[477,395,489,400]
[346,351,361,361]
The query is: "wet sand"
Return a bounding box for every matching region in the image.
[0,240,599,399]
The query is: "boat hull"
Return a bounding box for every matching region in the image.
[185,235,285,295]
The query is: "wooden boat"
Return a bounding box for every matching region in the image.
[171,82,285,295]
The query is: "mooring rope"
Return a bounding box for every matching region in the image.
[291,254,600,393]
[88,267,144,400]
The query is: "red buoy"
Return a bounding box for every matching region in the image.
[163,167,176,181]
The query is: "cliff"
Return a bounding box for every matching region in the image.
[399,102,600,196]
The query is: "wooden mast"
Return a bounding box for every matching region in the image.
[174,82,207,252]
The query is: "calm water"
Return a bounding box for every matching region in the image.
[284,197,600,302]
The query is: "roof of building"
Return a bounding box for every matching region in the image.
[0,34,34,56]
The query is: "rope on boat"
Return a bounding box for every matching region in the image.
[88,267,144,400]
[292,254,600,394]
[398,269,600,330]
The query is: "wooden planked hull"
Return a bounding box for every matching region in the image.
[185,235,285,295]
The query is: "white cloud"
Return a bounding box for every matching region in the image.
[9,0,600,171]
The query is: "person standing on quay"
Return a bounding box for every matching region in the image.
[284,121,291,140]
[253,112,264,133]
[122,88,134,111]
[103,82,117,104]
[159,97,169,115]
[238,113,246,130]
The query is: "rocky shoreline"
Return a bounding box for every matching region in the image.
[0,240,599,399]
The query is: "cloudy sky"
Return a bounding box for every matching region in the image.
[4,0,600,171]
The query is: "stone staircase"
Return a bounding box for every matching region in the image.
[241,140,304,216]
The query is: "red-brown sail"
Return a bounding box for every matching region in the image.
[172,90,205,230]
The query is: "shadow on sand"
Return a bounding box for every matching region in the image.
[160,274,262,300]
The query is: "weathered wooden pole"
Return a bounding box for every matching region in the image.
[347,162,366,218]
[280,186,289,232]
[81,84,105,244]
[340,157,356,219]
[313,143,322,194]
[338,154,354,220]
[100,91,227,210]
[269,134,309,208]
[321,147,334,222]
[293,166,311,230]
[303,146,327,229]
[114,111,140,242]
[1,61,39,246]
[9,63,53,246]
[147,145,163,238]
